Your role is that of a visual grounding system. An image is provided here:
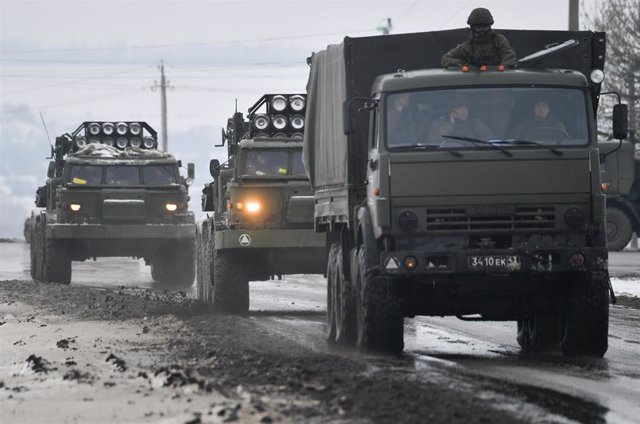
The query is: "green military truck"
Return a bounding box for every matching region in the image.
[196,95,325,314]
[304,29,627,357]
[31,121,196,286]
[600,134,640,250]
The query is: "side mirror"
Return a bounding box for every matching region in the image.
[47,161,56,178]
[613,104,628,140]
[187,163,195,180]
[209,159,220,178]
[343,100,352,135]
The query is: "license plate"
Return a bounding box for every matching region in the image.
[468,255,521,271]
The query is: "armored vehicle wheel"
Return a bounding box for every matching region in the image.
[34,219,46,282]
[334,245,356,346]
[151,241,195,289]
[29,235,37,280]
[212,240,249,315]
[517,315,560,351]
[326,244,338,344]
[195,225,205,301]
[201,223,213,304]
[150,261,163,282]
[355,247,404,355]
[560,272,609,357]
[606,207,633,251]
[45,239,72,285]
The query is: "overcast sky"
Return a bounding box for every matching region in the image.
[0,0,596,238]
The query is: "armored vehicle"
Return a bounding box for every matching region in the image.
[31,121,196,286]
[196,95,325,314]
[304,29,627,357]
[600,134,640,250]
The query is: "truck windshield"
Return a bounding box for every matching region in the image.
[386,87,589,150]
[68,165,102,185]
[105,166,140,186]
[142,165,177,185]
[242,150,303,177]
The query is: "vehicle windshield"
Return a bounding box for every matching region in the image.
[385,87,589,150]
[105,166,140,185]
[68,165,102,185]
[142,165,177,185]
[241,149,305,177]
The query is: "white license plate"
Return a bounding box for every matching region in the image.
[468,255,521,271]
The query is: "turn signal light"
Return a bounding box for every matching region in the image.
[462,65,470,72]
[480,65,487,71]
[601,183,608,192]
[404,256,417,270]
[498,64,505,71]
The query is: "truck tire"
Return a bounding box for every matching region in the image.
[151,241,195,289]
[516,315,560,351]
[326,244,338,344]
[44,239,72,285]
[334,245,356,346]
[202,223,213,303]
[34,219,46,282]
[606,206,633,251]
[355,247,404,355]
[212,239,249,315]
[195,224,204,300]
[560,272,609,357]
[29,234,37,280]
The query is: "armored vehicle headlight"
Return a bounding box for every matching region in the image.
[88,122,101,136]
[290,114,305,130]
[590,69,605,84]
[102,122,115,135]
[245,201,261,213]
[272,114,287,130]
[116,137,128,148]
[116,122,128,135]
[564,207,585,227]
[129,137,142,148]
[143,137,156,149]
[291,132,304,140]
[271,95,287,112]
[88,137,100,144]
[129,122,142,136]
[75,137,87,149]
[398,210,418,231]
[103,137,114,146]
[253,114,270,131]
[165,203,178,212]
[290,95,305,111]
[70,203,81,212]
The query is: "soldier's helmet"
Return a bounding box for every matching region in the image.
[467,8,494,26]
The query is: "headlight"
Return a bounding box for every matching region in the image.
[271,95,287,112]
[88,122,101,136]
[69,203,81,212]
[398,210,418,231]
[290,95,305,111]
[253,114,270,131]
[103,137,114,146]
[143,137,156,149]
[272,114,287,130]
[590,69,605,84]
[245,201,261,213]
[290,114,304,130]
[116,137,128,148]
[75,137,87,149]
[116,122,128,135]
[102,122,115,135]
[129,122,142,136]
[129,137,142,148]
[165,203,178,212]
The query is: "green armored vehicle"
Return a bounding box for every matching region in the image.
[196,95,325,314]
[305,29,626,357]
[31,121,196,286]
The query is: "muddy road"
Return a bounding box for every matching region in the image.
[2,241,640,423]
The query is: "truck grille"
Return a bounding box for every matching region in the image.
[425,206,556,232]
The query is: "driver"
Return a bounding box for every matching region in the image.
[247,152,287,176]
[515,101,566,139]
[428,94,494,143]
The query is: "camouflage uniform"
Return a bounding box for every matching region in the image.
[441,32,517,67]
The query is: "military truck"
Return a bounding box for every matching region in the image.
[599,133,640,250]
[196,94,325,314]
[304,29,627,357]
[31,121,196,286]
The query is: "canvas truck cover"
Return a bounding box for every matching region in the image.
[303,28,605,192]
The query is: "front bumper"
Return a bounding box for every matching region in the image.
[380,247,608,276]
[215,228,325,250]
[47,223,196,240]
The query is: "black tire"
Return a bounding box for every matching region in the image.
[212,239,249,315]
[195,224,204,300]
[44,239,72,285]
[560,272,609,357]
[150,260,163,282]
[34,219,46,282]
[29,234,37,280]
[202,223,213,304]
[355,247,404,355]
[151,241,195,289]
[606,207,633,251]
[326,244,338,344]
[334,245,357,346]
[517,315,560,351]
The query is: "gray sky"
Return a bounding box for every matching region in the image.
[0,0,590,237]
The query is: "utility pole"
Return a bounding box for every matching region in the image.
[568,0,579,30]
[152,60,172,152]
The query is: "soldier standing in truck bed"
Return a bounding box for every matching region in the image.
[441,8,517,68]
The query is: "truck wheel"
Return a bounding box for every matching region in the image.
[45,239,72,285]
[212,242,249,315]
[34,219,46,282]
[150,260,163,282]
[355,247,404,355]
[29,235,37,280]
[195,225,204,300]
[202,223,213,303]
[606,207,633,251]
[326,244,338,344]
[516,315,560,351]
[151,241,195,289]
[334,245,356,346]
[560,272,609,357]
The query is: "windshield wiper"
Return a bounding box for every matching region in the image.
[490,139,563,156]
[441,135,513,157]
[410,143,463,157]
